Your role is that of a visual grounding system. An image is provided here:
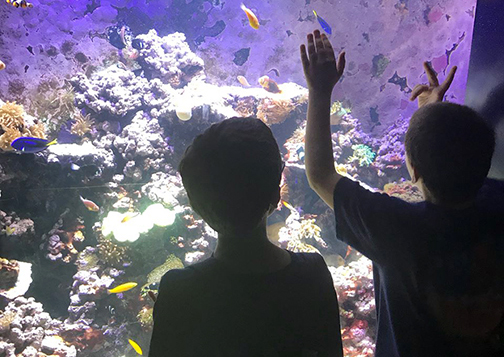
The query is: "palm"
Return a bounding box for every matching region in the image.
[410,63,457,107]
[300,31,345,92]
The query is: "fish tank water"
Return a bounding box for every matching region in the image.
[0,0,476,356]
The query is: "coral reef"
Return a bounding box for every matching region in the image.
[0,259,19,290]
[71,112,94,137]
[40,210,86,264]
[111,112,173,180]
[349,144,377,167]
[136,30,205,88]
[383,180,424,203]
[0,296,77,357]
[330,256,376,357]
[256,97,296,125]
[0,101,46,151]
[72,66,150,118]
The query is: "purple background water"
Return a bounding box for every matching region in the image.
[0,0,476,132]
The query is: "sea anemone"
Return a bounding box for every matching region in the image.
[256,98,295,125]
[349,144,376,167]
[71,112,94,136]
[0,101,24,131]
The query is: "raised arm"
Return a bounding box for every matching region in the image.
[300,30,346,208]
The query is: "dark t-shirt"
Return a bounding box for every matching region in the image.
[333,177,504,357]
[148,251,343,357]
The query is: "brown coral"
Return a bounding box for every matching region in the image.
[256,98,295,125]
[71,113,94,136]
[0,101,24,130]
[0,101,46,150]
[24,123,47,139]
[233,96,256,117]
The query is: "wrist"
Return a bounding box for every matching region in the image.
[308,87,333,99]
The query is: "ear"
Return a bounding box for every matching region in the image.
[410,166,421,184]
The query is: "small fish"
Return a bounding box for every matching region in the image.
[281,200,296,212]
[128,338,143,355]
[5,226,15,236]
[70,163,81,171]
[267,68,280,77]
[241,3,260,30]
[313,10,332,35]
[80,196,100,212]
[131,38,145,50]
[237,75,251,87]
[73,230,84,240]
[296,146,305,162]
[11,137,57,154]
[258,75,281,93]
[344,245,353,259]
[108,282,138,294]
[6,0,33,8]
[121,212,139,223]
[0,60,5,71]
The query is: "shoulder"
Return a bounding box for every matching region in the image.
[159,257,217,290]
[290,252,329,272]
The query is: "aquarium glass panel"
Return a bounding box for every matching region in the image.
[0,0,476,356]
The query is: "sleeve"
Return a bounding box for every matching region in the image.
[148,269,198,357]
[333,177,418,264]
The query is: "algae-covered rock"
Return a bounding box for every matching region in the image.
[147,254,184,285]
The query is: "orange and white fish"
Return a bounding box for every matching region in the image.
[6,0,33,8]
[80,196,100,212]
[241,3,259,30]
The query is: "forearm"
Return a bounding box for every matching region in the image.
[305,89,342,207]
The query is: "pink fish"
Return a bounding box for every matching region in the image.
[80,196,100,212]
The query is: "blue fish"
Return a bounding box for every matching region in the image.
[313,10,332,35]
[11,137,57,153]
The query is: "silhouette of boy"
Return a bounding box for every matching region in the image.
[149,117,343,357]
[301,30,504,357]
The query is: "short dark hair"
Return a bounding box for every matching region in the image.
[405,102,495,205]
[179,117,283,233]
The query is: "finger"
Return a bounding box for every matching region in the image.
[307,33,316,60]
[300,44,309,69]
[314,29,324,52]
[439,66,457,94]
[337,51,346,76]
[409,84,429,101]
[423,61,439,87]
[321,34,335,60]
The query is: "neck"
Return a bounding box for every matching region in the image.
[213,219,291,273]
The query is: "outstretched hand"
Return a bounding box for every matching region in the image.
[300,30,346,93]
[410,62,457,107]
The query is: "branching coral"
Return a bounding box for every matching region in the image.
[349,144,376,167]
[256,98,295,125]
[71,112,94,136]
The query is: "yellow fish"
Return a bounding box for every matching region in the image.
[5,226,15,236]
[241,3,259,30]
[108,282,138,294]
[128,339,143,355]
[281,200,296,212]
[121,211,139,223]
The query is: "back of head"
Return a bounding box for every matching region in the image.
[179,117,283,233]
[405,102,495,205]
